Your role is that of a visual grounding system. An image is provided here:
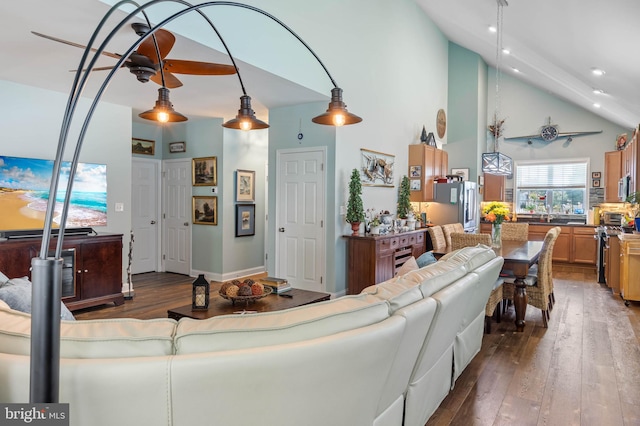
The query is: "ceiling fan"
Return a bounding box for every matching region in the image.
[505,117,602,144]
[31,23,236,88]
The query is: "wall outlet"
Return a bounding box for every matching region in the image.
[211,187,218,194]
[115,202,124,212]
[340,205,346,215]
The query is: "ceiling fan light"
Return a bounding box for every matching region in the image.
[138,87,187,123]
[222,95,269,130]
[312,87,362,126]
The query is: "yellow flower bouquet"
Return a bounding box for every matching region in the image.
[483,201,511,224]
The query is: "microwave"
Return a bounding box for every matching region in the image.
[619,175,630,201]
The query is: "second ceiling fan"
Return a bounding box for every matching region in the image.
[32,22,237,88]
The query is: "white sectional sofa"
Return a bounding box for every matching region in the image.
[0,245,503,426]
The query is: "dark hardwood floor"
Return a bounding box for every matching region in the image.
[73,268,640,426]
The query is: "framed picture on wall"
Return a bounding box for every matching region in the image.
[192,196,217,225]
[360,148,394,187]
[236,169,255,202]
[410,179,421,191]
[169,141,186,153]
[131,138,155,156]
[593,179,601,188]
[235,204,256,237]
[192,157,217,186]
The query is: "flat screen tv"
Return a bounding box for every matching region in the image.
[0,155,107,231]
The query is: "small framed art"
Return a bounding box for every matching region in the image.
[169,141,186,153]
[236,169,255,202]
[193,196,217,225]
[451,168,470,181]
[132,138,155,156]
[410,179,421,191]
[593,179,601,188]
[409,165,422,178]
[591,171,601,179]
[193,157,217,186]
[235,204,256,237]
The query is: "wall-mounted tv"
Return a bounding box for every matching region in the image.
[0,155,107,231]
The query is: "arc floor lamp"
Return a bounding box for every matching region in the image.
[30,0,361,403]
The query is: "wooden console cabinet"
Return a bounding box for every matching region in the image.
[0,233,124,311]
[344,229,427,295]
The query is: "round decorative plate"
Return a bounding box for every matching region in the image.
[436,109,446,139]
[219,285,273,306]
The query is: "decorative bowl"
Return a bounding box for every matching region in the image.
[219,285,272,306]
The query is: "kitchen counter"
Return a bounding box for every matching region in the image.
[481,220,596,228]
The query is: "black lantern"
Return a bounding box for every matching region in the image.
[192,274,210,310]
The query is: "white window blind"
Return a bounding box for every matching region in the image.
[516,161,587,189]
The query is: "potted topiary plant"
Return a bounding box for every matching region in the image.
[346,168,365,234]
[397,175,412,224]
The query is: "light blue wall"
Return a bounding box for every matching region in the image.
[447,43,488,181]
[488,70,630,190]
[0,80,133,286]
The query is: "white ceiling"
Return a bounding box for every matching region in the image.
[1,0,639,129]
[416,0,640,130]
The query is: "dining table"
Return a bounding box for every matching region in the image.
[433,239,544,332]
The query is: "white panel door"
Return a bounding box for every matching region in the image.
[163,160,190,275]
[131,159,160,274]
[276,148,325,292]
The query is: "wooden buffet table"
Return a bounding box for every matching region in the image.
[344,229,428,295]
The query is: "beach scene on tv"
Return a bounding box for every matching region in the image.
[0,155,107,231]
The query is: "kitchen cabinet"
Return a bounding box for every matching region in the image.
[619,234,640,305]
[604,233,621,294]
[0,234,124,311]
[483,173,506,201]
[344,229,427,294]
[604,150,622,202]
[572,226,598,265]
[408,144,448,202]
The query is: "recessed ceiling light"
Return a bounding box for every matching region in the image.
[502,48,510,55]
[489,25,497,33]
[593,103,601,108]
[512,67,520,73]
[593,89,605,95]
[591,68,606,76]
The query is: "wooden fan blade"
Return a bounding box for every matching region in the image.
[162,59,237,75]
[31,31,122,59]
[137,29,176,63]
[149,70,183,88]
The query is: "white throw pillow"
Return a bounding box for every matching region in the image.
[396,256,419,276]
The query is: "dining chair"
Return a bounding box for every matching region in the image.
[449,232,502,333]
[503,226,560,328]
[501,222,529,241]
[427,225,447,252]
[500,222,529,304]
[441,223,464,247]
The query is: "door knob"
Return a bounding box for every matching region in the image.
[150,220,156,225]
[184,222,189,226]
[279,227,285,232]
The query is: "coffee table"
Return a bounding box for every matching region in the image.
[167,287,331,320]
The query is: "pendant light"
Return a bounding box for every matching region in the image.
[222,95,269,130]
[482,0,513,176]
[138,87,187,123]
[311,87,362,126]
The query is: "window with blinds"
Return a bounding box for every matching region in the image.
[515,160,588,215]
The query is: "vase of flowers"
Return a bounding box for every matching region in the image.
[483,201,511,247]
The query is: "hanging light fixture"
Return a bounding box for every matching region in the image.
[138,87,188,123]
[482,0,513,176]
[222,95,269,130]
[311,87,362,126]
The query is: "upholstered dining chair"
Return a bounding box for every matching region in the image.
[499,222,529,304]
[441,223,464,247]
[501,222,529,241]
[449,232,503,333]
[427,225,447,252]
[503,226,560,328]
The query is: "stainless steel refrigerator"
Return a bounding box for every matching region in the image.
[428,181,478,232]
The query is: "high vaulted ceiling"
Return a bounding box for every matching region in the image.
[1,1,638,129]
[416,0,640,130]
